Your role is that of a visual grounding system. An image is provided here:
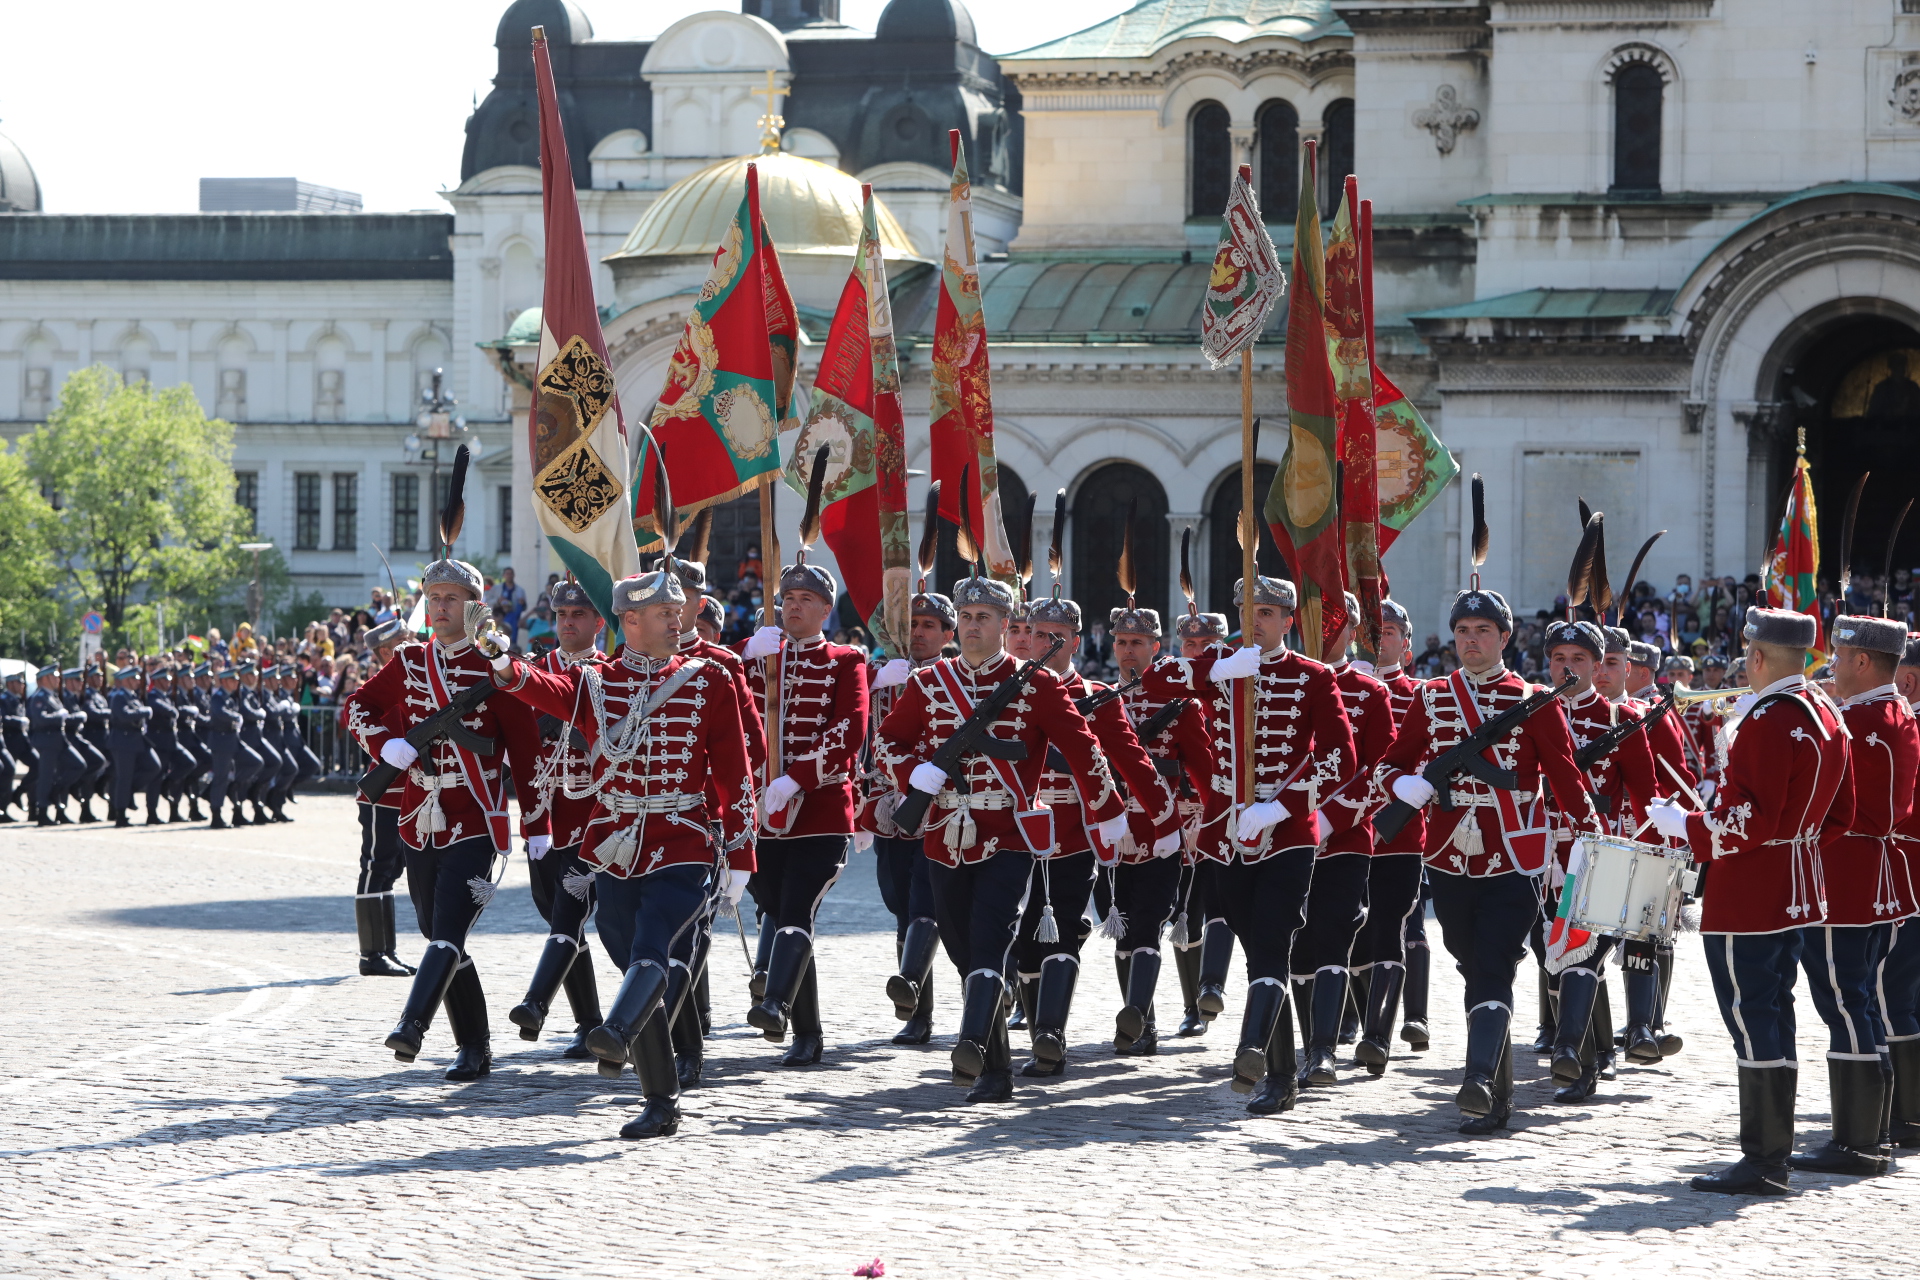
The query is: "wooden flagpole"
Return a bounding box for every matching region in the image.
[1240,349,1256,804]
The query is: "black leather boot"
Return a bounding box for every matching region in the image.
[357,897,413,977]
[1196,920,1233,1022]
[1011,974,1038,1035]
[887,917,939,1023]
[377,895,415,975]
[1173,943,1205,1036]
[1788,1058,1891,1175]
[893,970,934,1047]
[1116,949,1161,1055]
[1354,962,1405,1075]
[781,961,824,1066]
[168,796,181,823]
[1303,967,1348,1086]
[1622,959,1662,1063]
[384,941,461,1062]
[748,910,774,1002]
[508,935,581,1041]
[1891,1039,1920,1147]
[559,950,600,1059]
[952,971,1003,1086]
[1248,996,1298,1115]
[1552,1004,1601,1106]
[1692,1065,1795,1194]
[188,796,205,822]
[1550,968,1600,1087]
[229,802,248,827]
[1339,968,1367,1045]
[145,796,163,826]
[1653,944,1683,1057]
[620,1001,682,1139]
[965,996,1015,1103]
[1025,955,1078,1074]
[1401,945,1431,1050]
[441,962,492,1082]
[1529,969,1556,1055]
[1231,979,1286,1094]
[748,927,812,1043]
[672,981,705,1089]
[1456,1003,1513,1133]
[586,961,668,1069]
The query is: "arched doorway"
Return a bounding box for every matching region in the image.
[1207,463,1285,617]
[1072,462,1169,627]
[936,466,1029,594]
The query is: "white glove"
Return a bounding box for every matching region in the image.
[1646,801,1692,841]
[475,627,512,660]
[1209,645,1264,682]
[489,650,513,673]
[873,658,912,690]
[1152,830,1182,858]
[761,773,803,819]
[379,738,418,769]
[909,762,948,794]
[527,834,552,861]
[1236,799,1289,843]
[1698,780,1717,806]
[1096,813,1131,846]
[853,831,874,852]
[743,626,784,659]
[1391,775,1436,808]
[723,868,751,908]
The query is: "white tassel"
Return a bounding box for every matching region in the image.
[466,876,496,908]
[561,867,594,901]
[1169,910,1191,947]
[1100,902,1127,941]
[1036,905,1060,944]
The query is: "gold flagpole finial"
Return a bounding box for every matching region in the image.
[752,69,785,155]
[531,24,545,40]
[1796,425,1807,456]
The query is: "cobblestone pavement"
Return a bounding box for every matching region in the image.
[1,796,1911,1278]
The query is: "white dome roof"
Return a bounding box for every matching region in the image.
[0,129,41,213]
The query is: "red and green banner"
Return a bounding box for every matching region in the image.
[633,162,801,548]
[527,27,640,623]
[1763,441,1823,655]
[1326,176,1381,657]
[1266,139,1347,655]
[929,131,1015,582]
[787,186,910,651]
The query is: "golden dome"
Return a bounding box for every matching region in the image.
[606,150,924,263]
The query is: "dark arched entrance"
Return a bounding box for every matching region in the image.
[1207,463,1285,617]
[1072,462,1169,626]
[936,466,1029,594]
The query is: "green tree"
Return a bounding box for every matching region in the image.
[22,366,252,643]
[0,441,60,658]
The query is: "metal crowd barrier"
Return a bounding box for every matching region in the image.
[296,705,367,778]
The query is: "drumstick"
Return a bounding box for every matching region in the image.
[1657,755,1703,811]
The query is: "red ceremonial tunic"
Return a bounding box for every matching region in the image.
[857,656,938,837]
[494,649,757,878]
[1823,685,1918,925]
[1120,672,1226,863]
[344,643,419,807]
[681,630,766,776]
[353,638,546,852]
[1033,667,1177,863]
[1374,665,1600,877]
[742,632,868,837]
[876,650,1124,868]
[1151,646,1357,864]
[1317,661,1396,858]
[1626,687,1698,795]
[1683,695,1728,790]
[1681,674,1851,934]
[1555,689,1660,847]
[1365,662,1427,854]
[527,645,603,851]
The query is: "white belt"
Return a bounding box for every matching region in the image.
[1447,789,1533,810]
[937,789,1014,812]
[601,791,703,816]
[405,768,459,839]
[1036,787,1077,806]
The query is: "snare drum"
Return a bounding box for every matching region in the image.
[1566,834,1691,944]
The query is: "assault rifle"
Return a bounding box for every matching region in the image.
[1573,688,1676,772]
[358,678,497,802]
[891,633,1064,837]
[1371,672,1579,843]
[1051,693,1192,775]
[1074,675,1142,718]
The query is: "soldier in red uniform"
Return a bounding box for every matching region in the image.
[737,558,869,1068]
[1168,610,1236,1036]
[487,567,757,1139]
[503,579,605,1060]
[1889,637,1920,1148]
[1794,614,1915,1175]
[1159,575,1357,1116]
[344,617,417,979]
[1294,593,1395,1087]
[1621,637,1698,1070]
[1375,586,1601,1135]
[868,591,956,1047]
[1346,598,1430,1068]
[1688,654,1732,800]
[351,556,547,1082]
[1646,608,1852,1193]
[1537,620,1659,1104]
[877,575,1129,1103]
[1626,641,1697,792]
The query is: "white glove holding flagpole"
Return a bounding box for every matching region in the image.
[743,626,784,659]
[1209,645,1263,682]
[1096,814,1130,846]
[761,774,802,820]
[1236,799,1289,843]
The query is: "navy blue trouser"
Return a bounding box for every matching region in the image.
[750,834,849,938]
[1703,930,1803,1066]
[1882,917,1920,1042]
[402,835,498,956]
[1800,923,1891,1059]
[150,734,197,801]
[242,731,281,803]
[528,842,597,945]
[1350,853,1427,971]
[108,735,162,815]
[1429,868,1539,1014]
[1217,846,1314,985]
[928,845,1035,980]
[356,801,405,896]
[875,834,937,941]
[1103,853,1184,955]
[30,734,82,810]
[208,738,261,810]
[1015,849,1097,975]
[595,863,710,975]
[1294,851,1372,977]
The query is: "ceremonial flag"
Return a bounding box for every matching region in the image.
[1326,177,1381,655]
[1266,140,1347,654]
[632,163,802,547]
[930,130,1016,582]
[787,186,910,649]
[1199,166,1285,369]
[527,25,640,622]
[1763,432,1823,654]
[1543,840,1602,975]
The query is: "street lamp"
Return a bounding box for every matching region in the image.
[239,541,274,631]
[404,368,473,548]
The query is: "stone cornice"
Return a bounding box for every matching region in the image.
[1008,45,1354,93]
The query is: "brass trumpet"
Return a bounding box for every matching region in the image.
[1671,685,1748,707]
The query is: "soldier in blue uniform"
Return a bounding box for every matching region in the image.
[206,665,260,829]
[62,669,108,822]
[270,666,319,822]
[178,665,213,821]
[107,666,162,828]
[0,669,29,822]
[144,666,196,823]
[29,665,83,825]
[235,662,281,826]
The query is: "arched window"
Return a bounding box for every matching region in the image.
[936,466,1029,594]
[1612,63,1663,192]
[1321,98,1355,213]
[1257,100,1299,223]
[1072,463,1169,627]
[1207,464,1285,619]
[1189,101,1232,218]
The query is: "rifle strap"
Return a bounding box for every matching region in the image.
[423,643,509,851]
[1446,668,1549,875]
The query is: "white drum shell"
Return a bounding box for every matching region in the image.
[1567,836,1689,943]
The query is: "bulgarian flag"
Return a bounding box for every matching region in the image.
[930,131,1016,582]
[1763,436,1823,655]
[1266,139,1348,655]
[633,163,802,547]
[1325,176,1382,657]
[527,26,640,622]
[787,187,911,651]
[1543,840,1601,974]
